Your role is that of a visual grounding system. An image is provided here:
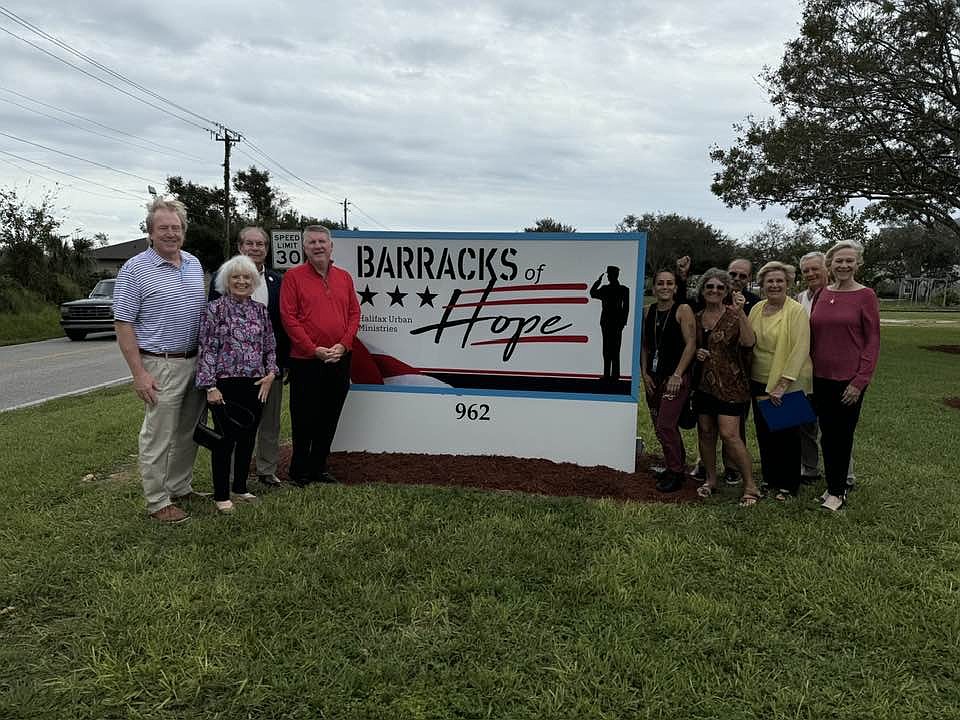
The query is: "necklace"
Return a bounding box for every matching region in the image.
[651,304,672,372]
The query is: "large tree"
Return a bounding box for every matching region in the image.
[0,187,95,303]
[523,217,576,233]
[738,221,824,269]
[233,166,290,226]
[865,222,960,282]
[617,212,737,276]
[711,0,960,237]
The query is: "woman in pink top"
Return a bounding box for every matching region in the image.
[810,241,880,511]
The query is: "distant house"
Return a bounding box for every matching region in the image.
[89,237,148,276]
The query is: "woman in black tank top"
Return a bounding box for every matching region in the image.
[641,269,697,492]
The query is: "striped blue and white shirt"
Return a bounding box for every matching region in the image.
[114,247,206,353]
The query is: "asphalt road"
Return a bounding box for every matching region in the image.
[0,332,132,412]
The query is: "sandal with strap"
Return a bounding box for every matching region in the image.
[739,494,760,507]
[696,483,714,498]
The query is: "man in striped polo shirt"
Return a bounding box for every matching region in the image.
[114,198,208,523]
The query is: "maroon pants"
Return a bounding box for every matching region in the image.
[645,374,690,473]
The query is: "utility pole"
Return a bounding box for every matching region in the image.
[215,126,243,259]
[341,198,351,229]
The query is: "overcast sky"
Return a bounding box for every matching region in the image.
[0,0,803,246]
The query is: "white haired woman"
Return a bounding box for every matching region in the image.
[196,255,278,513]
[748,261,812,500]
[810,241,880,511]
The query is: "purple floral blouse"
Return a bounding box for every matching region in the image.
[196,296,279,389]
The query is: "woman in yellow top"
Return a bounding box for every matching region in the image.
[748,261,812,500]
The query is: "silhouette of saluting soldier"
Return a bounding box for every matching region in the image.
[590,266,630,383]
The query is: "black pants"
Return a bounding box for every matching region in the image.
[210,377,263,501]
[813,376,865,497]
[751,380,801,494]
[288,355,351,483]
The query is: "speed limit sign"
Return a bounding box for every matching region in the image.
[271,230,303,270]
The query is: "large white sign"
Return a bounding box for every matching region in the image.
[270,230,303,270]
[330,231,646,471]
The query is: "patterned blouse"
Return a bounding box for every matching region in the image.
[696,306,751,403]
[196,295,279,389]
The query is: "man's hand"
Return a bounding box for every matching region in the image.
[676,255,691,279]
[731,291,746,312]
[133,370,159,405]
[324,343,346,363]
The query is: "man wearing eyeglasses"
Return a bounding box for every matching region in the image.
[725,259,760,316]
[209,226,290,487]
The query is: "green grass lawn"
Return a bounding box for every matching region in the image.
[0,306,62,346]
[2,322,959,719]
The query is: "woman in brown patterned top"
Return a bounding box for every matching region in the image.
[693,268,759,505]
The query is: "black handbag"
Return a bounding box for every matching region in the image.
[193,401,256,450]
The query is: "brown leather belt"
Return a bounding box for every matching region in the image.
[139,348,198,359]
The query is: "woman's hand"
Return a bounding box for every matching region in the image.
[255,373,275,403]
[769,378,790,406]
[841,383,862,406]
[666,373,682,397]
[642,372,655,394]
[206,387,224,405]
[696,348,710,362]
[731,291,746,313]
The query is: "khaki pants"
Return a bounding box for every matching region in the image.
[253,372,283,475]
[139,356,205,513]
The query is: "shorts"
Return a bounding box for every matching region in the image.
[695,390,748,418]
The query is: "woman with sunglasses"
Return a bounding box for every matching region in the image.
[692,268,760,505]
[641,268,697,492]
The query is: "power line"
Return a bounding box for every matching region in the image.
[0,94,207,164]
[0,86,206,161]
[0,5,219,129]
[0,154,138,201]
[243,138,342,204]
[0,148,144,198]
[0,24,214,133]
[349,201,392,230]
[0,131,162,185]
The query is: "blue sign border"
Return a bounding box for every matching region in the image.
[333,230,647,403]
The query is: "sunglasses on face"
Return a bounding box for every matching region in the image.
[704,284,726,290]
[729,272,749,279]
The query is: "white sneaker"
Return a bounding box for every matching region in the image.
[215,499,235,513]
[820,494,844,512]
[231,492,258,503]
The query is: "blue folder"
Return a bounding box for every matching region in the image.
[757,390,816,431]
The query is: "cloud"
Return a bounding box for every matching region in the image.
[0,0,802,246]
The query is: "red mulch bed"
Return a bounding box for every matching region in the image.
[944,397,960,410]
[272,445,700,504]
[922,345,960,354]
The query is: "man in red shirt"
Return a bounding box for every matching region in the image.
[280,225,361,485]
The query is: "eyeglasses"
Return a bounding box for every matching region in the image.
[729,272,749,279]
[704,284,726,290]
